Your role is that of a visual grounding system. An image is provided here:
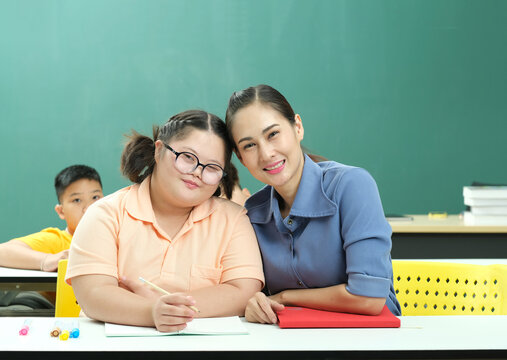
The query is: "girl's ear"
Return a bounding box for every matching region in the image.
[154,140,164,164]
[54,204,65,221]
[294,114,305,142]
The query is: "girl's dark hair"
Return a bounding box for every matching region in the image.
[121,110,237,199]
[225,84,327,163]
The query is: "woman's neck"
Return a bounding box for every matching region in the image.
[274,152,305,219]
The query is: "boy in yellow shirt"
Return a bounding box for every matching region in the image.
[0,164,103,272]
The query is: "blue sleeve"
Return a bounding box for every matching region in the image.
[335,168,393,298]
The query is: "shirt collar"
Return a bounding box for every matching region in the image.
[247,154,337,224]
[125,175,219,224]
[125,176,155,223]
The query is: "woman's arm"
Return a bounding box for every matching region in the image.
[272,284,386,315]
[0,240,68,271]
[245,285,385,324]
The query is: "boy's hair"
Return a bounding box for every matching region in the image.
[54,165,102,203]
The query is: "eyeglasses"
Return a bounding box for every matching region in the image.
[163,143,226,186]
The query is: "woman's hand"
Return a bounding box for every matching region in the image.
[244,291,285,324]
[152,294,197,332]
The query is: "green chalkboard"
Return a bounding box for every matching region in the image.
[1,0,506,242]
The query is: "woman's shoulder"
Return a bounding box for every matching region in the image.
[318,160,374,183]
[315,161,378,200]
[317,160,363,176]
[243,185,272,211]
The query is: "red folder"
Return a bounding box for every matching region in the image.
[277,305,400,328]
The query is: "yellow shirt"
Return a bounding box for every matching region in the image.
[66,176,265,291]
[14,227,72,254]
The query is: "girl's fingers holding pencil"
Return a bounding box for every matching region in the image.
[160,293,199,313]
[152,297,195,332]
[156,322,189,333]
[160,293,197,307]
[155,294,197,319]
[158,300,196,318]
[154,308,192,333]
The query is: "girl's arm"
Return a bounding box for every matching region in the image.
[72,274,197,332]
[187,278,263,317]
[121,276,263,318]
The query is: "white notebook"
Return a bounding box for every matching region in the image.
[105,316,248,337]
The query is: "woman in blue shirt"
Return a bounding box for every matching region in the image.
[225,84,401,323]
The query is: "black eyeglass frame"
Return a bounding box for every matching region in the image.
[163,143,227,182]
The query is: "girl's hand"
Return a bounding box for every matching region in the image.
[152,294,197,332]
[245,292,285,324]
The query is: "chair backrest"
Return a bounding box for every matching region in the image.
[392,260,507,315]
[55,259,81,317]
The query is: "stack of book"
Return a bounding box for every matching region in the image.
[463,186,507,225]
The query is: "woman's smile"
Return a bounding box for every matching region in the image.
[264,160,285,174]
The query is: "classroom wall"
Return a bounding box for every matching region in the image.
[1,0,506,242]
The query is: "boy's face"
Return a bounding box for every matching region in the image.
[54,179,103,235]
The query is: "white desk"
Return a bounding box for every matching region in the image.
[0,316,506,359]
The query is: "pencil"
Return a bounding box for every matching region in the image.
[138,276,200,313]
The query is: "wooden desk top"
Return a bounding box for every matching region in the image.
[389,214,507,233]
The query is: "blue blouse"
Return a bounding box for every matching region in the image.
[245,155,401,315]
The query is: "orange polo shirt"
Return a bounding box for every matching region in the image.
[66,176,264,292]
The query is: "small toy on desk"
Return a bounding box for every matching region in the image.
[59,329,70,341]
[19,319,32,335]
[50,320,80,340]
[70,320,80,338]
[428,211,447,219]
[50,320,63,337]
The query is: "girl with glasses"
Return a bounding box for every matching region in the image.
[66,110,264,332]
[225,85,401,323]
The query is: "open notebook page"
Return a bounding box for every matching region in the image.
[105,316,248,337]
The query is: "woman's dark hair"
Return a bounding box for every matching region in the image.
[121,110,237,199]
[225,84,327,162]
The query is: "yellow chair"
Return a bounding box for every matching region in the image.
[55,259,81,317]
[392,260,507,315]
